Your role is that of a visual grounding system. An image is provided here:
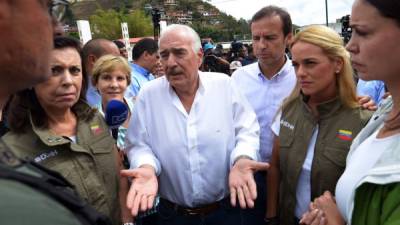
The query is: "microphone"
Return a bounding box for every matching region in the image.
[104,99,130,169]
[104,99,128,140]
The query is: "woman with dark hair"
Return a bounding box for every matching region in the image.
[265,25,371,225]
[300,0,400,224]
[2,36,131,225]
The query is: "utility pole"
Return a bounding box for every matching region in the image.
[325,0,329,26]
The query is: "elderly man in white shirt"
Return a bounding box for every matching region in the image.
[121,24,269,225]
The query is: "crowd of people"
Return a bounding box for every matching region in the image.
[0,0,399,225]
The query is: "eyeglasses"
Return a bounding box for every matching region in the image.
[48,0,69,22]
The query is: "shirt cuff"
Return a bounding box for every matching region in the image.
[230,145,259,168]
[129,153,161,176]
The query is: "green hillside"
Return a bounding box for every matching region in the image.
[68,0,251,41]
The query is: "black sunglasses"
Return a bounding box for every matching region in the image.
[49,0,69,22]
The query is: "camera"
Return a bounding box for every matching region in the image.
[204,54,218,68]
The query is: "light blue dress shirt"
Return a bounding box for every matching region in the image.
[126,63,155,98]
[86,82,101,107]
[231,58,296,162]
[356,79,386,105]
[126,72,260,207]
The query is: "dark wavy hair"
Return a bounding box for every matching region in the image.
[365,0,400,27]
[8,36,95,133]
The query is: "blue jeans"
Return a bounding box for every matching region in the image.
[154,198,242,225]
[241,171,267,225]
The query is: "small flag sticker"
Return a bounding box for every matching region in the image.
[90,124,102,135]
[337,129,352,141]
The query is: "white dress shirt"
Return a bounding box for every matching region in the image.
[125,71,260,207]
[232,58,296,162]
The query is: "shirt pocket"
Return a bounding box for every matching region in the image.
[279,133,294,173]
[322,146,348,168]
[279,130,295,148]
[89,133,114,154]
[88,133,119,189]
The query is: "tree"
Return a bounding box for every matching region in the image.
[89,8,153,40]
[125,10,153,37]
[89,9,124,39]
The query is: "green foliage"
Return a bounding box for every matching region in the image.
[191,13,251,42]
[70,0,256,42]
[89,9,124,39]
[125,10,153,38]
[67,31,80,40]
[89,8,153,40]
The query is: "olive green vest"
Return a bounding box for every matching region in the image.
[0,140,83,225]
[2,109,121,225]
[278,96,371,225]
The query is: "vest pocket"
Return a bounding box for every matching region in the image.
[279,133,294,148]
[89,133,114,154]
[322,146,347,167]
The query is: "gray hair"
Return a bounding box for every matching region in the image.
[159,24,202,53]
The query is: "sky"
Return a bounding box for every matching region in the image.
[206,0,354,26]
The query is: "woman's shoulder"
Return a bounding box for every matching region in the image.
[2,128,39,158]
[282,95,303,114]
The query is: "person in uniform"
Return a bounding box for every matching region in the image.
[265,25,372,225]
[0,1,111,224]
[2,36,131,225]
[300,0,400,224]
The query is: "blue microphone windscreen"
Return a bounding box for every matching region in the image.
[104,99,128,129]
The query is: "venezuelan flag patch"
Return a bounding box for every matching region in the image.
[337,129,352,141]
[90,124,103,135]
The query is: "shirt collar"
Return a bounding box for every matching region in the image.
[299,94,343,120]
[131,63,150,77]
[257,55,292,81]
[167,71,205,116]
[168,70,205,96]
[28,100,98,146]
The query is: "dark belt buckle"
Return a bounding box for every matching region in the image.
[181,203,219,216]
[185,208,201,216]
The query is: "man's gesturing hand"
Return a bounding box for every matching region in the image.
[229,158,269,209]
[120,165,158,217]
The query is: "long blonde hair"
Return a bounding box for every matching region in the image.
[284,25,358,110]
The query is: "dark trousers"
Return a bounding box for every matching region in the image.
[241,171,267,225]
[152,198,242,225]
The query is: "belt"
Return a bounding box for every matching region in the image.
[160,198,226,216]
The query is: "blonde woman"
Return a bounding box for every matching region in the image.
[301,0,400,224]
[265,25,372,225]
[92,54,159,223]
[92,55,133,150]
